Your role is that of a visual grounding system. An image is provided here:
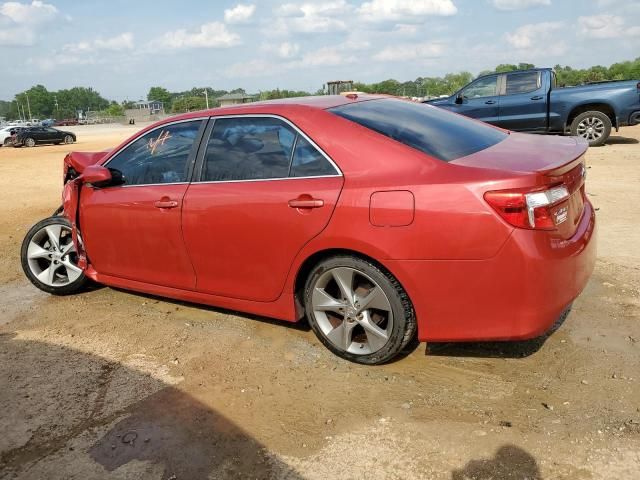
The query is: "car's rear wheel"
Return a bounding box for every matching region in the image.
[2,138,10,146]
[21,216,88,295]
[24,137,36,147]
[304,255,416,365]
[571,111,611,147]
[64,135,74,144]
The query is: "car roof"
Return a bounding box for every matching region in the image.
[167,94,387,123]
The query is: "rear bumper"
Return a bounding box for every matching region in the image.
[387,200,597,342]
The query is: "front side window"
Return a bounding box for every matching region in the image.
[504,71,540,95]
[202,117,296,181]
[462,76,498,98]
[330,98,507,162]
[107,120,202,186]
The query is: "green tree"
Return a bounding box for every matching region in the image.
[147,87,172,109]
[171,96,207,113]
[105,102,124,117]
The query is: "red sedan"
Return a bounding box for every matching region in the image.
[20,95,596,364]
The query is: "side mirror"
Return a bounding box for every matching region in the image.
[455,92,464,104]
[81,165,112,186]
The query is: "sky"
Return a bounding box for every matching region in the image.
[1,0,639,101]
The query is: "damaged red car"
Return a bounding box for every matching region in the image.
[20,95,596,364]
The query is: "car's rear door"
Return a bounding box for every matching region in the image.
[79,119,206,289]
[495,71,548,131]
[182,115,343,302]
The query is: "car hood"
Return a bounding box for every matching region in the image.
[450,132,588,175]
[63,150,113,174]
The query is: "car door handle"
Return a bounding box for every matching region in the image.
[484,100,497,105]
[154,199,179,209]
[288,198,324,209]
[530,96,544,100]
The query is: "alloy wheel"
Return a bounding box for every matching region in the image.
[576,116,605,142]
[25,138,35,147]
[311,267,393,355]
[26,223,82,287]
[64,135,74,144]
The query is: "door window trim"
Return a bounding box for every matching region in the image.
[101,117,209,188]
[193,113,343,184]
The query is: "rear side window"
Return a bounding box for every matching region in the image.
[290,136,336,177]
[330,98,507,162]
[505,71,540,95]
[202,117,296,182]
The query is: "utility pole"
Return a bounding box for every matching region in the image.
[25,92,32,120]
[54,95,59,117]
[203,89,209,109]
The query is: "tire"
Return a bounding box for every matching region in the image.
[570,110,612,147]
[21,216,88,295]
[64,135,74,144]
[3,138,10,147]
[23,137,36,147]
[303,255,416,365]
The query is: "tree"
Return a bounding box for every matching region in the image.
[105,102,124,117]
[147,87,172,109]
[171,96,207,113]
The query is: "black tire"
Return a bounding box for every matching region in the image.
[23,137,36,147]
[2,138,10,147]
[570,110,612,147]
[64,135,74,144]
[303,255,416,365]
[21,216,89,295]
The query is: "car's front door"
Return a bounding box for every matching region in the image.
[79,119,206,289]
[450,75,501,123]
[182,115,344,302]
[45,128,61,142]
[495,71,548,131]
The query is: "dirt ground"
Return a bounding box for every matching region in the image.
[0,123,639,480]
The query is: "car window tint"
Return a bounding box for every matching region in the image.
[290,136,337,177]
[463,76,498,98]
[107,120,202,186]
[330,98,507,162]
[505,72,540,95]
[202,117,296,182]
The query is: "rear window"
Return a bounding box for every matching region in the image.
[329,98,507,162]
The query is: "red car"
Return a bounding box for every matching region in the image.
[20,95,596,364]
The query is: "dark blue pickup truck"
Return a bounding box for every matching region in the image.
[425,68,640,146]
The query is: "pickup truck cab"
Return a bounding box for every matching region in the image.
[425,68,640,146]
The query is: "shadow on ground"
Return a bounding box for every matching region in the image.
[605,136,639,145]
[0,333,302,479]
[451,445,542,479]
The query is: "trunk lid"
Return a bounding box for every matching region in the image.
[454,132,589,239]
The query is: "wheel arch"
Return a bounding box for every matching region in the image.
[293,247,413,318]
[566,102,617,130]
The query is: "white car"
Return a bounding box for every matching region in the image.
[0,126,22,146]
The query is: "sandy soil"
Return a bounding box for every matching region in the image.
[0,124,639,479]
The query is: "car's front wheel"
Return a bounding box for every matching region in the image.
[303,255,416,365]
[63,135,74,144]
[21,216,88,295]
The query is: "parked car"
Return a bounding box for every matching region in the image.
[13,126,76,147]
[425,68,640,146]
[54,118,79,126]
[20,95,596,364]
[0,126,24,146]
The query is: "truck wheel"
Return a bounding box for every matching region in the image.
[570,111,611,147]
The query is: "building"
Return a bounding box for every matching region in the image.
[124,100,165,124]
[217,93,256,107]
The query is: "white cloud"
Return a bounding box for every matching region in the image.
[0,0,60,46]
[359,0,457,22]
[267,41,301,58]
[269,1,352,35]
[154,22,241,49]
[490,0,550,11]
[300,46,356,66]
[0,0,57,24]
[63,32,134,53]
[504,21,563,49]
[373,42,444,61]
[578,14,625,39]
[224,4,255,24]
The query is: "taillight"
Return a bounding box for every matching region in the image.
[484,185,569,230]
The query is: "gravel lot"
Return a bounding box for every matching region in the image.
[0,123,639,479]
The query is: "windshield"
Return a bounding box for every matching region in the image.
[329,98,507,162]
